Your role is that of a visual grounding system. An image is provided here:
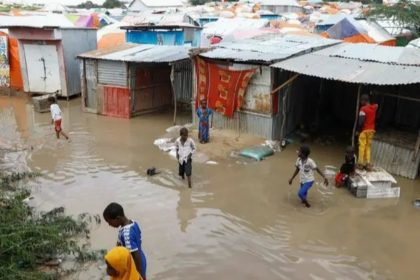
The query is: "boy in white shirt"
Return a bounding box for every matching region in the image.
[49,97,69,140]
[175,127,196,188]
[288,145,328,208]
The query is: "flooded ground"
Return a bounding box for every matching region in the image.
[1,95,420,280]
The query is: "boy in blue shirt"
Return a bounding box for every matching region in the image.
[103,202,147,280]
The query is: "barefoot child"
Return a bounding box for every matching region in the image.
[288,146,329,208]
[196,99,213,144]
[176,127,196,188]
[105,246,142,280]
[49,97,69,140]
[103,203,147,280]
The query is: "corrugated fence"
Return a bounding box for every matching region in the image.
[212,110,273,139]
[173,60,192,104]
[372,140,420,179]
[98,60,127,87]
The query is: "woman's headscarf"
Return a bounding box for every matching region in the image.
[105,247,142,280]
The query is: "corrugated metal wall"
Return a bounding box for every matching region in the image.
[372,139,420,179]
[241,66,272,114]
[98,60,127,87]
[173,60,192,104]
[211,110,273,139]
[126,30,184,46]
[61,29,97,97]
[129,64,172,114]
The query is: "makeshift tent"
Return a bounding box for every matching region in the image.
[223,28,280,41]
[66,14,101,28]
[407,38,420,49]
[97,23,125,49]
[39,3,70,13]
[323,16,396,46]
[201,17,269,47]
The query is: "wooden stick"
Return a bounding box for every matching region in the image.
[170,66,177,125]
[413,130,420,162]
[270,73,299,96]
[352,85,362,148]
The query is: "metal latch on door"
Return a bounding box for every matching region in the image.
[39,57,47,81]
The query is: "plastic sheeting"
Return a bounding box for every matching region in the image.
[0,32,22,91]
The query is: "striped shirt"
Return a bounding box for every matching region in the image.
[117,221,147,278]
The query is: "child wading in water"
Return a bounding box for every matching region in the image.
[103,203,147,280]
[176,127,196,188]
[196,99,213,144]
[49,97,69,140]
[288,146,328,208]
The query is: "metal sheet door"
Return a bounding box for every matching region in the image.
[24,43,61,93]
[85,60,97,109]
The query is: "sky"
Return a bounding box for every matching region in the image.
[2,0,108,5]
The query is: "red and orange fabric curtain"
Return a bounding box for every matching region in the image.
[195,57,256,118]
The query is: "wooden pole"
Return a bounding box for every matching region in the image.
[413,130,420,162]
[279,79,294,140]
[352,84,362,148]
[170,65,177,125]
[270,73,299,96]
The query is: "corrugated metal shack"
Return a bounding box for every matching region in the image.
[2,24,97,98]
[122,25,202,47]
[272,43,420,179]
[194,34,339,139]
[77,44,192,120]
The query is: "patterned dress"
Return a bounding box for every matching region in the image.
[196,107,213,143]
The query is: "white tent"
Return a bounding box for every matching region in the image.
[407,38,420,49]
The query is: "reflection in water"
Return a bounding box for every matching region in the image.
[1,95,420,280]
[177,189,197,233]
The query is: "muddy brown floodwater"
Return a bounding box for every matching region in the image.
[1,95,420,280]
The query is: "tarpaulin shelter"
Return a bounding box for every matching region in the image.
[66,14,100,28]
[97,22,125,49]
[323,16,396,46]
[201,17,269,47]
[407,38,420,49]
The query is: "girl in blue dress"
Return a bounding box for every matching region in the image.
[196,99,213,144]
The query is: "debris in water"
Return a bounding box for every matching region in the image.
[166,123,193,134]
[239,146,274,161]
[264,140,281,152]
[206,161,218,165]
[413,199,420,208]
[146,167,160,176]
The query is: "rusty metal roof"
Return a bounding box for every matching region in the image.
[199,34,340,64]
[78,44,190,63]
[271,43,420,85]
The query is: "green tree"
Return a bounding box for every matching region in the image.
[367,0,420,34]
[76,1,100,9]
[103,0,123,8]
